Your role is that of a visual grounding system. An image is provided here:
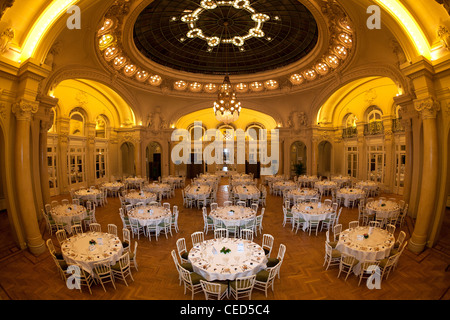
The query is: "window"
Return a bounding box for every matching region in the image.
[96,148,107,180]
[69,111,85,136]
[367,145,385,183]
[345,146,358,178]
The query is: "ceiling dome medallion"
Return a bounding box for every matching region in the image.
[96,0,355,95]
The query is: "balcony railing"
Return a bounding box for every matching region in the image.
[392,119,405,132]
[342,127,358,139]
[364,121,384,136]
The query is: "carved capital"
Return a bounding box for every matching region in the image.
[12,99,39,121]
[414,97,441,120]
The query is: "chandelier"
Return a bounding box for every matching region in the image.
[213,74,241,124]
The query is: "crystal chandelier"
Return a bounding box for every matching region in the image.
[213,74,241,124]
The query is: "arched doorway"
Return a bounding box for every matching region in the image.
[146,142,162,181]
[120,142,135,178]
[318,141,332,178]
[290,141,307,176]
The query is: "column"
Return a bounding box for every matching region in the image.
[408,97,440,253]
[12,99,46,256]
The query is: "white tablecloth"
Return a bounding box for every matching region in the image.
[210,205,256,228]
[143,183,171,194]
[102,182,124,193]
[286,188,319,202]
[291,203,334,231]
[233,185,260,201]
[366,200,401,220]
[124,190,157,206]
[128,205,171,227]
[61,231,123,274]
[314,181,338,193]
[231,178,255,186]
[273,181,296,193]
[336,226,395,274]
[188,238,267,281]
[125,177,145,187]
[331,176,351,186]
[185,185,211,200]
[74,189,101,202]
[297,175,318,186]
[51,204,87,232]
[162,176,184,187]
[355,181,378,192]
[336,188,366,207]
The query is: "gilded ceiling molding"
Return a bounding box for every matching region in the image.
[94,0,355,97]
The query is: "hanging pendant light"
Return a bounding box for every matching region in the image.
[213,74,241,124]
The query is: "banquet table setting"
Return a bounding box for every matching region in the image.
[314,181,338,194]
[286,188,319,203]
[272,180,296,194]
[61,231,124,274]
[127,205,171,227]
[297,175,319,187]
[336,187,366,207]
[74,188,101,202]
[291,202,335,231]
[355,181,379,194]
[331,176,351,187]
[335,226,395,275]
[125,177,145,188]
[209,205,256,228]
[123,190,157,206]
[51,204,87,232]
[161,176,184,188]
[188,238,267,281]
[233,185,260,201]
[366,200,402,224]
[143,182,171,195]
[102,182,124,196]
[185,185,211,200]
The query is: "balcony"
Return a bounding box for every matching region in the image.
[342,127,358,139]
[364,121,384,136]
[392,118,405,133]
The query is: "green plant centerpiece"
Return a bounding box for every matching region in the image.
[89,239,97,245]
[220,247,231,254]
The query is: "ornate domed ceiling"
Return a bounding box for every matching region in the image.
[132,0,319,75]
[96,0,355,95]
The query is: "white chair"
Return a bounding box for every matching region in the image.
[229,275,256,300]
[176,238,189,264]
[203,209,214,234]
[253,263,280,297]
[223,200,233,207]
[254,208,265,236]
[71,224,83,235]
[191,231,205,247]
[179,265,204,300]
[129,241,139,271]
[358,260,380,286]
[200,280,229,300]
[240,228,254,241]
[307,216,321,236]
[214,228,228,239]
[337,253,359,281]
[93,259,116,292]
[262,234,274,257]
[171,206,180,233]
[55,229,67,246]
[349,221,359,229]
[128,217,146,239]
[210,202,218,211]
[107,223,118,236]
[323,240,341,270]
[111,252,134,286]
[89,223,102,233]
[158,215,172,239]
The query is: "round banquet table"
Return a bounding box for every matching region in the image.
[61,231,124,274]
[233,185,260,201]
[336,188,366,207]
[231,178,255,186]
[125,177,145,189]
[331,176,351,187]
[264,175,285,185]
[162,176,184,187]
[297,175,318,187]
[74,188,101,202]
[291,203,334,231]
[335,226,395,275]
[210,205,256,228]
[51,204,87,232]
[188,238,267,281]
[123,190,157,206]
[366,200,401,223]
[127,205,171,227]
[355,181,379,193]
[314,181,338,194]
[286,188,319,203]
[272,181,296,194]
[102,182,124,195]
[143,183,171,195]
[185,185,211,200]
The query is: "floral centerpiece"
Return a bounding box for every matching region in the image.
[89,239,97,245]
[220,247,231,254]
[364,233,369,239]
[381,203,386,207]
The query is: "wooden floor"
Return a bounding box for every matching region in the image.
[0,178,449,301]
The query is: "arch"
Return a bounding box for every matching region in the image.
[366,105,383,123]
[95,114,109,138]
[69,107,87,136]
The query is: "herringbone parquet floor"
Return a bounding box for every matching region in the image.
[0,178,449,302]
